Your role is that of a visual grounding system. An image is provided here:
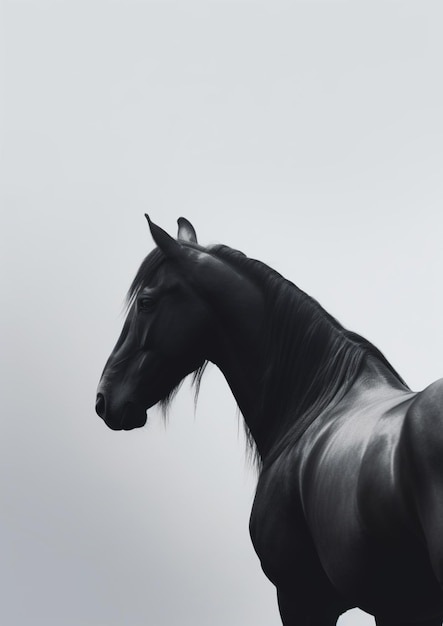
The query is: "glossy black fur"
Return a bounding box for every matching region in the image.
[97,218,443,626]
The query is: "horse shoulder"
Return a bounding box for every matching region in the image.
[250,456,349,619]
[249,457,305,583]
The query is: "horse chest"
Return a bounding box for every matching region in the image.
[249,458,314,585]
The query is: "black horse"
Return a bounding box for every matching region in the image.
[96,217,443,626]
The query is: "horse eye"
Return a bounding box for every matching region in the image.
[138,297,156,312]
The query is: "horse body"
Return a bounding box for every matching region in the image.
[96,217,443,626]
[251,359,443,624]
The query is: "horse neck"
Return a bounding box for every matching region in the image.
[208,289,266,437]
[211,280,405,465]
[204,249,408,465]
[208,279,350,461]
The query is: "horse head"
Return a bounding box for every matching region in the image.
[95,216,263,431]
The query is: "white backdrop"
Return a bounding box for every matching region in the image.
[2,2,443,625]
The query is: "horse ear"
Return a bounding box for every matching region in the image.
[145,214,182,258]
[177,217,198,243]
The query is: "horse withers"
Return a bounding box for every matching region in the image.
[96,216,443,626]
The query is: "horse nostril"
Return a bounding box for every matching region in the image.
[96,393,106,418]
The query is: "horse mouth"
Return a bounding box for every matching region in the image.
[121,402,147,430]
[98,402,147,431]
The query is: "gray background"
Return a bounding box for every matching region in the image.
[2,1,443,625]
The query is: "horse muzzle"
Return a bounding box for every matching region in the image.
[95,392,147,431]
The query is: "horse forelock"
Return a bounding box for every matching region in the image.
[125,241,208,309]
[125,247,166,309]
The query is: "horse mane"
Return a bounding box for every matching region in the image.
[126,242,408,470]
[126,247,165,307]
[208,245,409,469]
